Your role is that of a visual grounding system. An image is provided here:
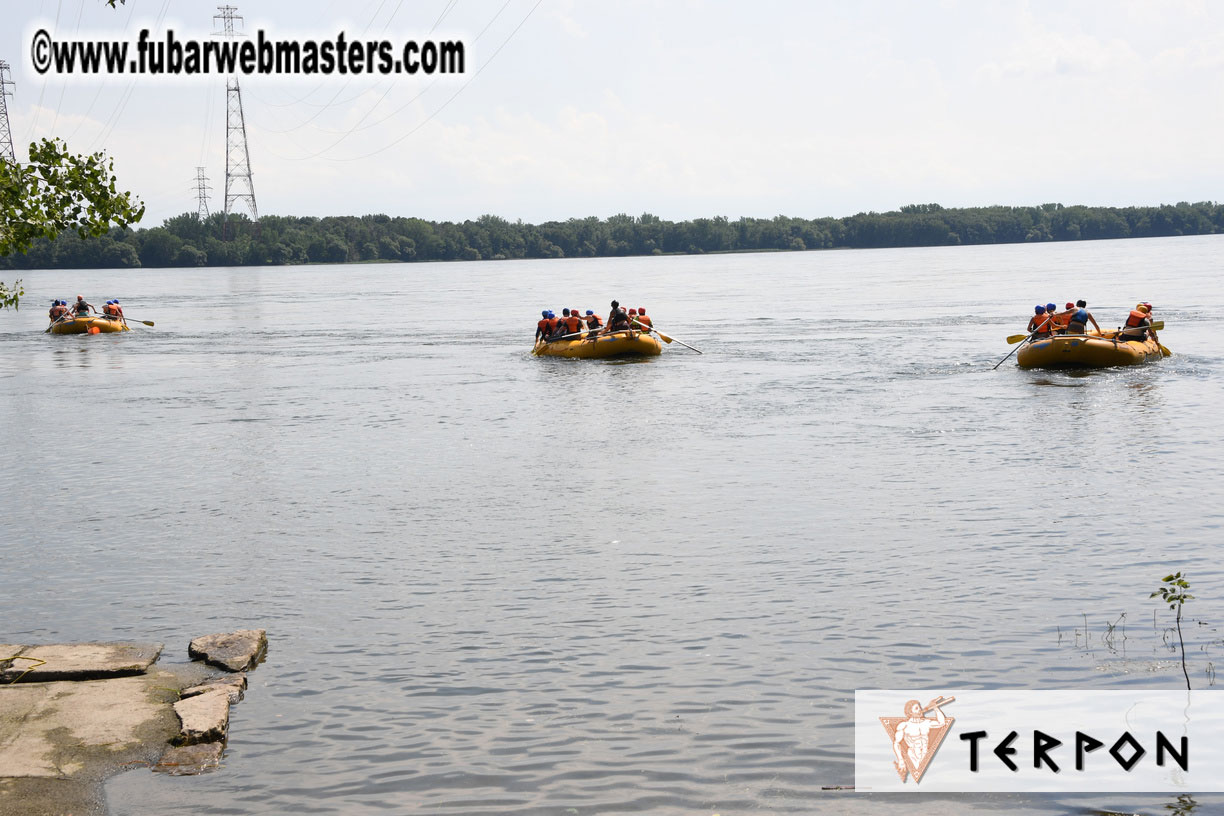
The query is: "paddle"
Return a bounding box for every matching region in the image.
[993,327,1043,369]
[44,313,73,333]
[631,318,672,343]
[542,327,643,343]
[545,328,601,342]
[1005,320,1163,344]
[632,318,702,354]
[123,317,154,326]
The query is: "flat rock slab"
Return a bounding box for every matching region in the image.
[182,673,247,705]
[0,672,181,780]
[173,690,230,745]
[154,742,224,775]
[188,630,267,673]
[0,643,163,683]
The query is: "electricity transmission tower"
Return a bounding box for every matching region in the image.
[214,6,257,221]
[193,166,212,219]
[0,61,15,164]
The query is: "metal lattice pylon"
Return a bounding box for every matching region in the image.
[214,6,257,220]
[193,166,212,219]
[0,60,16,164]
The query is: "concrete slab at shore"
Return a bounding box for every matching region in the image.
[1,633,266,815]
[1,643,163,683]
[0,670,186,816]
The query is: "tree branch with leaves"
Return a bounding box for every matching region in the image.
[1,138,145,260]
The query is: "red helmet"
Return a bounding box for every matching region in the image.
[638,307,646,314]
[1065,302,1074,310]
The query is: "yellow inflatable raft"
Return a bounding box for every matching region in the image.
[48,315,130,335]
[1017,331,1161,369]
[533,330,662,359]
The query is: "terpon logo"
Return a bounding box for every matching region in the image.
[855,690,1212,793]
[878,695,954,783]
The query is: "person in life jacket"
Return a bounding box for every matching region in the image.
[536,309,552,343]
[562,308,584,337]
[605,300,621,332]
[1065,299,1100,335]
[608,306,632,332]
[73,295,96,316]
[1027,305,1053,338]
[1119,303,1156,343]
[565,308,585,337]
[102,300,117,317]
[549,309,569,339]
[112,299,126,326]
[49,300,69,322]
[1042,303,1062,332]
[634,307,652,333]
[1050,302,1075,333]
[584,309,602,338]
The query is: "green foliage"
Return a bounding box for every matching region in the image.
[0,138,145,258]
[3,201,1222,271]
[1,279,23,310]
[1151,572,1194,611]
[1151,571,1195,690]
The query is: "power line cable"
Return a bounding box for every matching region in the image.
[65,0,136,144]
[241,0,399,126]
[28,0,62,146]
[328,0,542,162]
[49,0,86,135]
[255,0,510,137]
[92,0,171,150]
[261,0,532,158]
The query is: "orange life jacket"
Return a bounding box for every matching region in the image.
[586,313,603,328]
[636,314,652,329]
[546,317,559,333]
[563,315,583,333]
[102,303,115,316]
[1050,311,1071,330]
[1028,314,1052,336]
[1125,310,1148,329]
[537,318,550,335]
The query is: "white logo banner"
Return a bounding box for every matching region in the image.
[855,690,1223,792]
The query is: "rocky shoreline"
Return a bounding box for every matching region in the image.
[0,630,267,816]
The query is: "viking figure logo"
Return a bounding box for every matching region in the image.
[878,695,955,783]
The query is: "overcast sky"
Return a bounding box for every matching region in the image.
[6,0,1223,226]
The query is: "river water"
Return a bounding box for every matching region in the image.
[2,235,1222,815]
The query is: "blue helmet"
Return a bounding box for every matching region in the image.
[586,310,594,315]
[112,299,119,304]
[547,311,555,318]
[1046,302,1057,312]
[1034,305,1045,314]
[541,310,549,317]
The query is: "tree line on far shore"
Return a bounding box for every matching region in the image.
[3,201,1222,270]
